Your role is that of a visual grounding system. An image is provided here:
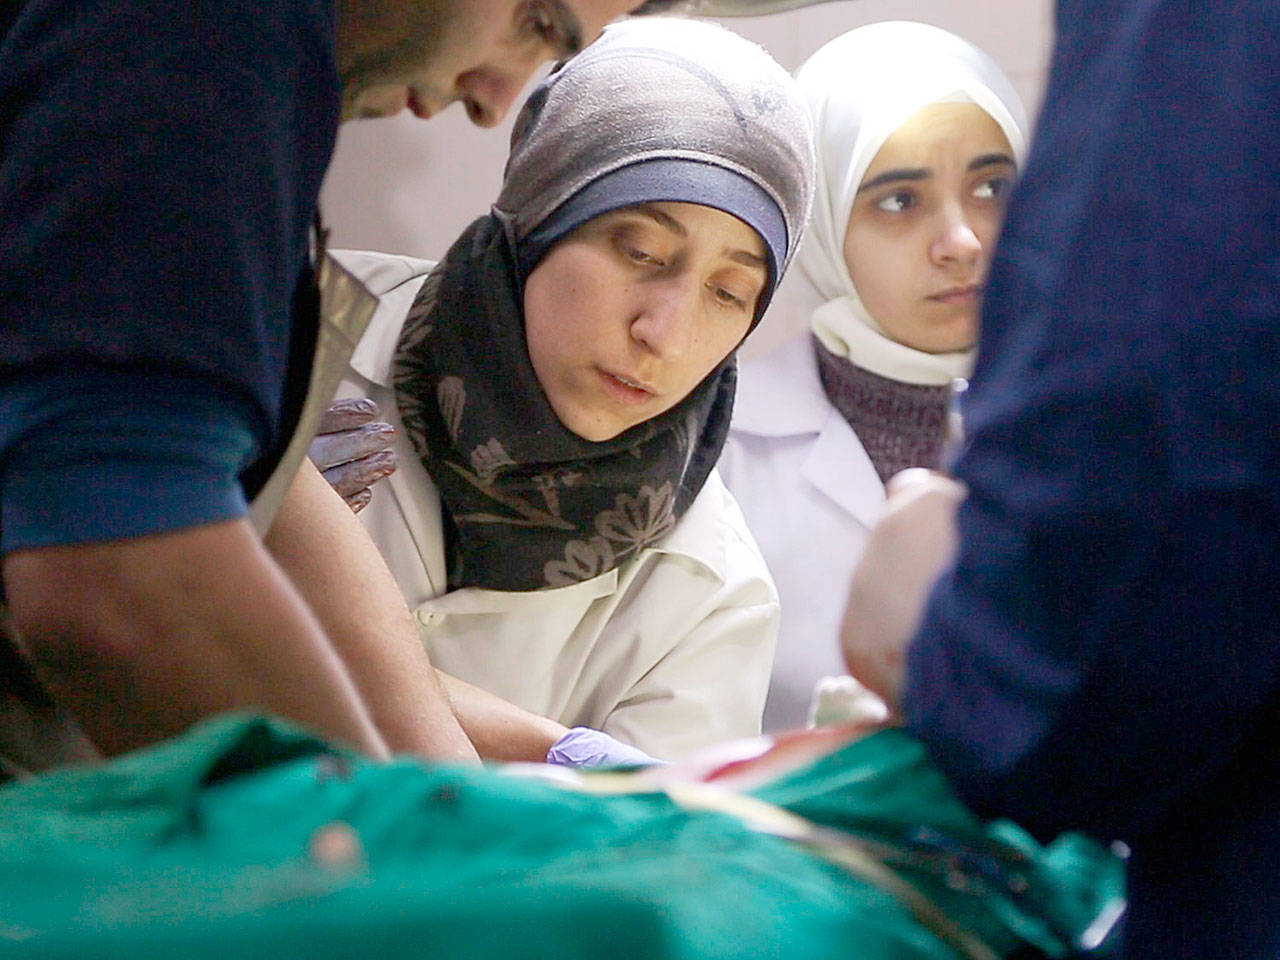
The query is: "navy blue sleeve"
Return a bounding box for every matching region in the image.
[901,0,1280,843]
[0,3,336,457]
[0,0,338,549]
[0,368,260,553]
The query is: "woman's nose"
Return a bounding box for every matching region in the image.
[931,210,983,267]
[629,283,692,358]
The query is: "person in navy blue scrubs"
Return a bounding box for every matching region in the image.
[841,3,1279,957]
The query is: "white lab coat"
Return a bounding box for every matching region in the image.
[717,333,886,732]
[331,250,779,760]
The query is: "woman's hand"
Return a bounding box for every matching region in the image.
[545,728,662,768]
[308,398,398,513]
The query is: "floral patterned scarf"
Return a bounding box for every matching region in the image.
[392,213,736,592]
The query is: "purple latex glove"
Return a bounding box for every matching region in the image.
[544,727,663,769]
[308,398,398,513]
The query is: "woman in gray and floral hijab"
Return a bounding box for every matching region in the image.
[325,17,814,765]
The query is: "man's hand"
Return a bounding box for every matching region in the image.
[308,398,398,513]
[841,469,966,715]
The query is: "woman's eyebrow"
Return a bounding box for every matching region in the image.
[726,249,767,270]
[856,168,928,194]
[630,206,765,271]
[857,151,1017,195]
[634,204,688,237]
[969,152,1016,171]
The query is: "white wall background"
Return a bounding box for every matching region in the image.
[319,0,1054,357]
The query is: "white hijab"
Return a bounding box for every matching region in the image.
[778,21,1030,385]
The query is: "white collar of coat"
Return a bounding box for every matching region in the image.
[732,334,886,528]
[649,468,729,580]
[333,249,436,388]
[732,334,833,437]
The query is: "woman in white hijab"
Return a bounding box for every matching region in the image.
[717,21,1030,732]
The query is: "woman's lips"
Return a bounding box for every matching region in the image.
[927,284,982,304]
[596,368,655,405]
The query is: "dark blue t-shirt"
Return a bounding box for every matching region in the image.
[0,0,339,551]
[904,2,1280,957]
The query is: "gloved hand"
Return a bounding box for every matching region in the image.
[308,398,398,514]
[545,727,663,769]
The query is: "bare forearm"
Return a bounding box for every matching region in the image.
[266,461,479,764]
[3,520,389,758]
[437,671,567,762]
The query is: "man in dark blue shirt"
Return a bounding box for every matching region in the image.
[842,2,1279,957]
[0,0,639,771]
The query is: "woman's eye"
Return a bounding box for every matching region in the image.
[624,246,663,267]
[524,3,557,42]
[709,284,747,309]
[875,191,915,213]
[973,177,1011,201]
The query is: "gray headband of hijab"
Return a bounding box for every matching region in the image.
[495,17,814,303]
[517,159,788,321]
